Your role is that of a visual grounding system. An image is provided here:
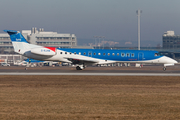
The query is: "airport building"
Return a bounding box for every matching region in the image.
[163,31,180,49]
[0,33,13,54]
[0,54,23,64]
[0,27,77,54]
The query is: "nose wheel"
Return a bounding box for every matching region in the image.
[163,67,166,71]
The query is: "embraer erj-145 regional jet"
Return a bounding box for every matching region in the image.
[4,30,178,71]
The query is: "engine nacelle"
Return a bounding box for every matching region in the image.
[31,47,56,56]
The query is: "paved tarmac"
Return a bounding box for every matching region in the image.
[0,72,180,76]
[0,65,180,76]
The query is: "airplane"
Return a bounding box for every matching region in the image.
[4,30,178,71]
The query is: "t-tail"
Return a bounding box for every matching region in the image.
[4,30,40,55]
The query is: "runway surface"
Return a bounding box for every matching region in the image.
[0,72,180,76]
[0,65,180,76]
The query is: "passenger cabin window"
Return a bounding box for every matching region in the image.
[108,53,110,56]
[83,52,86,55]
[112,53,115,56]
[70,52,72,54]
[127,53,130,57]
[60,52,63,54]
[121,53,125,57]
[131,53,134,57]
[103,53,106,56]
[117,53,119,56]
[89,53,92,55]
[79,52,81,55]
[98,53,101,55]
[65,52,67,54]
[74,52,76,55]
[94,53,96,55]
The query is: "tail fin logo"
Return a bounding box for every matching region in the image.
[4,30,28,43]
[16,39,21,41]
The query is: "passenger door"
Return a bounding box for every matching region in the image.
[138,52,144,61]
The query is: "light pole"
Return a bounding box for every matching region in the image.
[136,9,142,50]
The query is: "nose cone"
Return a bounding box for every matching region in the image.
[161,56,178,64]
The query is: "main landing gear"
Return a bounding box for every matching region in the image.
[76,65,85,70]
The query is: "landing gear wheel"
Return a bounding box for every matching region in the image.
[76,66,82,70]
[163,67,166,71]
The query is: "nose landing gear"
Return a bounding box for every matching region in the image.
[163,67,166,71]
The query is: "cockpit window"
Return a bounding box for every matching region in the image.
[155,53,162,56]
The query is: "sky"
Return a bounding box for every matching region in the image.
[0,0,180,47]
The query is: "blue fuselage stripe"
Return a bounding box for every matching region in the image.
[58,48,162,61]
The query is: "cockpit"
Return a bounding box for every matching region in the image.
[154,52,162,56]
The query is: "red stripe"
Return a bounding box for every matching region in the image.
[45,47,56,52]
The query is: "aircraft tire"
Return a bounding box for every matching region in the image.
[163,67,166,71]
[76,66,82,70]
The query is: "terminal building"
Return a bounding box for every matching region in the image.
[163,31,180,49]
[161,30,180,60]
[0,27,77,54]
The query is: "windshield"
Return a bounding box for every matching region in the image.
[155,52,162,56]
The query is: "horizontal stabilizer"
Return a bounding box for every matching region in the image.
[4,30,18,35]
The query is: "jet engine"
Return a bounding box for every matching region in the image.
[30,47,56,56]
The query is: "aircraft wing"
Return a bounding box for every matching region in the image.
[65,57,98,65]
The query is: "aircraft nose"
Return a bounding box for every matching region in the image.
[163,56,178,64]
